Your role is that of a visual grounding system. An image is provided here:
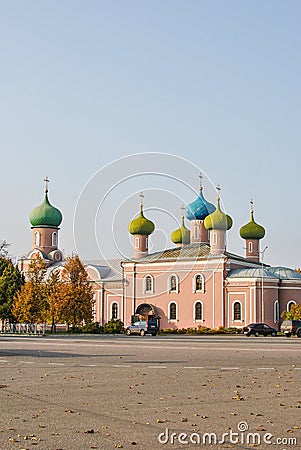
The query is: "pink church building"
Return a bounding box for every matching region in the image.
[21,179,301,330]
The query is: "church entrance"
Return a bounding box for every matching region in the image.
[131,303,161,328]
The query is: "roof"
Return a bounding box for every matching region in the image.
[123,243,262,266]
[227,267,277,279]
[227,266,301,281]
[268,266,301,280]
[124,243,211,263]
[84,259,123,281]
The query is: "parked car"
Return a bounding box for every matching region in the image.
[243,323,277,337]
[280,320,301,338]
[126,320,159,336]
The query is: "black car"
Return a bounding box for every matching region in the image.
[243,323,277,337]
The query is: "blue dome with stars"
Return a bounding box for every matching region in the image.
[185,189,216,221]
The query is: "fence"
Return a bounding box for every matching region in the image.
[0,323,46,334]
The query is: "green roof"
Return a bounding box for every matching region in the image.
[171,216,190,244]
[128,207,155,236]
[204,198,233,231]
[240,210,265,240]
[29,193,62,228]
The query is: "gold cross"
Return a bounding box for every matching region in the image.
[250,198,254,212]
[181,204,185,218]
[199,172,203,190]
[139,191,144,209]
[44,176,50,194]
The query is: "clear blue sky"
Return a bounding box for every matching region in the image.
[1,1,300,267]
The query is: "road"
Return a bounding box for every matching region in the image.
[0,335,300,449]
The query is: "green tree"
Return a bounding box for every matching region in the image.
[12,256,48,323]
[0,256,24,321]
[281,303,301,320]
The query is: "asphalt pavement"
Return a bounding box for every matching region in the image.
[0,335,300,450]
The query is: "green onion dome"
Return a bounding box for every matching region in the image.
[204,198,233,231]
[240,210,265,240]
[29,193,63,228]
[128,205,155,236]
[171,215,190,245]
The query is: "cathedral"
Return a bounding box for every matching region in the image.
[19,178,301,330]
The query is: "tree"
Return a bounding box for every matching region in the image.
[47,270,63,332]
[281,303,301,320]
[0,256,24,321]
[55,255,94,328]
[12,255,48,323]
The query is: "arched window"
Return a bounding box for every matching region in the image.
[287,301,296,312]
[248,241,253,253]
[135,237,140,248]
[34,231,40,246]
[193,274,205,293]
[52,232,57,246]
[111,302,118,320]
[55,252,62,261]
[233,301,242,321]
[194,226,199,240]
[212,232,217,245]
[168,274,178,293]
[274,300,280,322]
[194,301,203,321]
[144,275,153,293]
[169,302,177,321]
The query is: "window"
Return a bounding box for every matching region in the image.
[168,275,178,293]
[169,302,177,320]
[135,237,140,248]
[194,301,203,321]
[193,274,205,293]
[34,231,40,246]
[55,252,62,261]
[194,226,199,240]
[111,302,118,320]
[144,275,153,293]
[287,301,296,312]
[233,301,242,321]
[212,232,217,245]
[248,241,253,253]
[274,300,280,322]
[52,232,57,246]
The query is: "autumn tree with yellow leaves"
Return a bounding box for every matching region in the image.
[281,303,301,320]
[12,255,48,323]
[12,254,94,328]
[56,255,94,328]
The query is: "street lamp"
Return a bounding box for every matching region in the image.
[259,246,268,322]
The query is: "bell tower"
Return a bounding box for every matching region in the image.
[28,177,63,262]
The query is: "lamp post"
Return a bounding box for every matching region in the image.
[260,246,268,322]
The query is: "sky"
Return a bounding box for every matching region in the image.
[1,0,301,268]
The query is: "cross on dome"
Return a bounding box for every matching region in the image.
[181,204,185,218]
[216,184,221,200]
[250,198,254,212]
[44,176,50,194]
[199,172,203,190]
[139,191,144,210]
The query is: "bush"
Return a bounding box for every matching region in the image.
[159,326,242,335]
[67,325,82,334]
[81,322,104,334]
[104,319,124,334]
